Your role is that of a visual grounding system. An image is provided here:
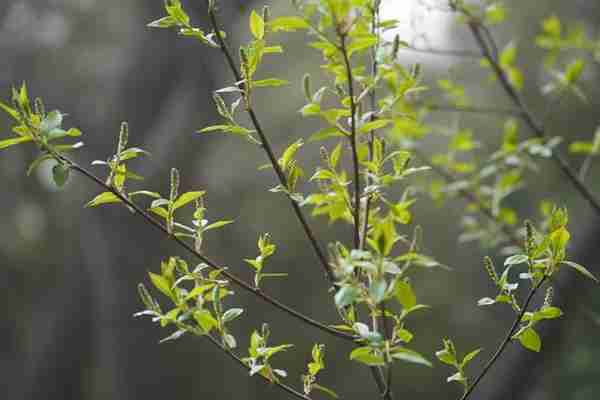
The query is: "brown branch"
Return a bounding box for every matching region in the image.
[51,153,354,342]
[202,334,315,400]
[339,34,362,250]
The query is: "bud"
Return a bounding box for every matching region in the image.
[118,121,129,154]
[170,168,180,201]
[392,34,401,59]
[302,73,312,102]
[484,256,498,283]
[543,286,554,308]
[34,97,45,117]
[262,5,271,24]
[239,47,248,68]
[137,283,156,311]
[524,220,535,256]
[319,146,329,166]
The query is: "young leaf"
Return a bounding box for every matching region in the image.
[250,10,265,40]
[515,327,542,352]
[86,192,122,208]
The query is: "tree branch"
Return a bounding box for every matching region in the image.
[339,34,362,250]
[463,16,600,217]
[51,153,354,342]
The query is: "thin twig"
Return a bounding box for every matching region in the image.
[361,1,380,251]
[52,154,354,342]
[459,277,546,400]
[339,34,362,250]
[205,2,335,283]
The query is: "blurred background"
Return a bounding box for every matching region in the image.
[1,1,600,399]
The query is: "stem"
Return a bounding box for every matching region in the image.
[206,2,335,284]
[339,35,362,250]
[464,17,600,217]
[460,277,546,400]
[361,1,381,251]
[54,154,354,342]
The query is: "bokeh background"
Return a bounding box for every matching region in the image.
[2,1,600,399]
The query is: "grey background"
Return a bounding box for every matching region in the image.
[1,1,599,399]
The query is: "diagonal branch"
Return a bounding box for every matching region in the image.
[205,2,335,283]
[50,152,354,342]
[202,333,314,400]
[462,16,600,217]
[459,277,546,400]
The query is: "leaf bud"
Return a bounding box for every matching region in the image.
[543,286,554,308]
[484,256,498,283]
[170,167,180,201]
[262,5,271,24]
[302,73,312,102]
[118,121,129,154]
[34,97,45,117]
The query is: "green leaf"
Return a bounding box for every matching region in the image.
[515,327,541,352]
[250,10,265,40]
[390,347,432,367]
[394,280,417,309]
[194,309,218,333]
[504,254,529,266]
[203,220,235,231]
[334,285,360,308]
[536,306,563,320]
[149,272,172,299]
[173,191,205,210]
[52,164,70,187]
[461,348,482,367]
[309,127,345,141]
[348,35,378,56]
[86,192,122,208]
[358,119,392,134]
[147,16,178,28]
[349,347,385,366]
[0,101,19,120]
[40,110,64,133]
[369,279,387,304]
[311,383,339,399]
[435,349,456,366]
[565,59,585,84]
[268,16,309,32]
[0,136,33,149]
[222,308,244,323]
[253,78,289,88]
[561,261,599,283]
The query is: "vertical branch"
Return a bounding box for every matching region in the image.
[361,0,381,250]
[339,35,362,250]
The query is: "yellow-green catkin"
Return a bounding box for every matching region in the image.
[484,256,499,283]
